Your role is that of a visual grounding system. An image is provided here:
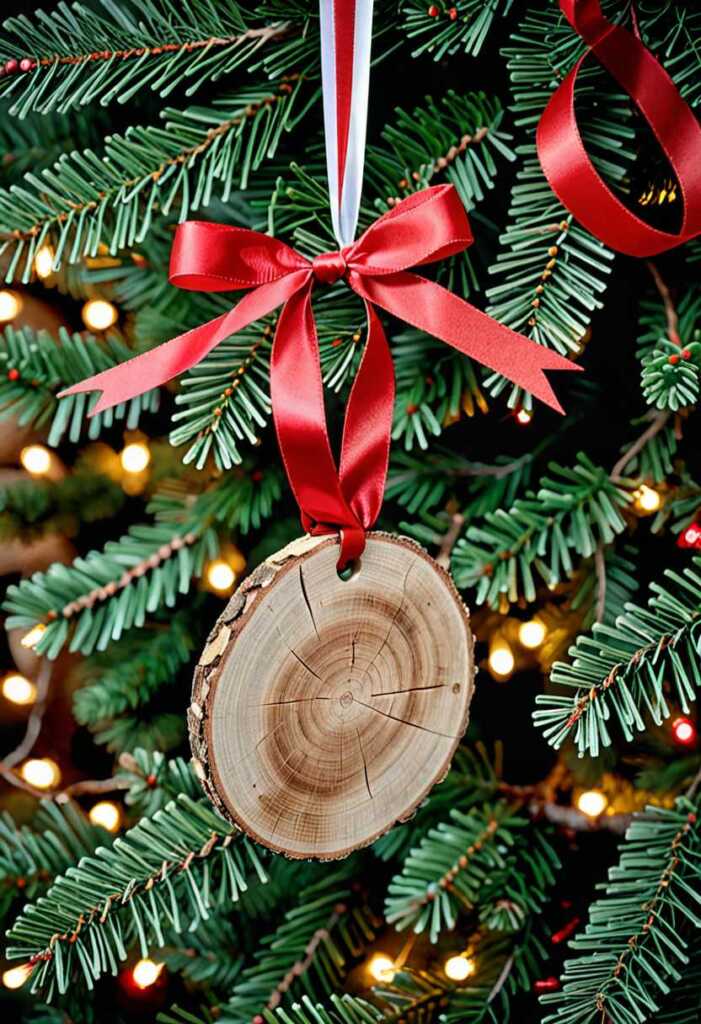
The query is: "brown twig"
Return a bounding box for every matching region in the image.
[646,261,682,347]
[0,659,53,794]
[437,512,465,569]
[610,409,670,482]
[594,541,607,625]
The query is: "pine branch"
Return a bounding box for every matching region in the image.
[6,794,268,998]
[0,471,124,543]
[534,555,701,757]
[637,282,701,413]
[118,749,202,817]
[540,797,701,1024]
[0,324,160,443]
[400,0,515,61]
[0,2,292,114]
[0,78,312,281]
[451,453,632,609]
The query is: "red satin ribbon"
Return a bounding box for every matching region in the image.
[537,0,701,256]
[60,185,578,566]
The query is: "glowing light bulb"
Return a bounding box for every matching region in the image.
[34,245,55,279]
[577,789,608,818]
[89,800,122,832]
[519,619,546,650]
[2,963,31,990]
[20,758,60,790]
[0,290,22,323]
[444,954,475,981]
[20,444,51,476]
[131,958,164,990]
[82,298,118,331]
[21,623,46,649]
[515,408,532,426]
[120,441,150,474]
[634,485,661,514]
[673,717,696,746]
[488,640,514,680]
[207,559,236,594]
[2,673,36,706]
[369,953,396,983]
[683,526,701,546]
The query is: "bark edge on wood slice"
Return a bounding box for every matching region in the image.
[189,532,474,860]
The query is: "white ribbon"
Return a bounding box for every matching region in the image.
[319,0,374,247]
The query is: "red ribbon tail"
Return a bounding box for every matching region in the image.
[59,272,310,416]
[352,272,581,414]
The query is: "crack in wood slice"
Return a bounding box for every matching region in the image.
[190,532,474,860]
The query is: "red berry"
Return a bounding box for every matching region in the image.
[688,813,697,824]
[448,6,458,19]
[19,58,35,73]
[4,58,18,74]
[146,773,157,787]
[7,368,19,381]
[251,469,263,481]
[681,348,692,359]
[668,354,680,365]
[427,4,439,15]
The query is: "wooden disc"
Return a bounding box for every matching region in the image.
[189,532,474,860]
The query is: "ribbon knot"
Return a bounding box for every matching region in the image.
[312,249,347,284]
[59,185,578,568]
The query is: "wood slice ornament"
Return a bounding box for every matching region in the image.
[189,533,474,860]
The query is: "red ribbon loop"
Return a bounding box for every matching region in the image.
[537,0,701,257]
[60,184,578,568]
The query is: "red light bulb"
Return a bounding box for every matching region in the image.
[673,717,696,746]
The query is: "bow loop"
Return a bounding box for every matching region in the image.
[312,250,348,284]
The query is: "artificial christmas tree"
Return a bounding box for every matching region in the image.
[0,1,700,1023]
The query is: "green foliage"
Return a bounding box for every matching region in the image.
[260,995,383,1024]
[6,795,267,998]
[0,79,313,281]
[541,797,701,1024]
[385,802,559,942]
[452,454,632,608]
[400,0,515,61]
[0,106,107,182]
[118,748,202,816]
[0,800,107,926]
[0,1,291,114]
[0,324,160,443]
[0,470,124,542]
[535,555,701,757]
[637,289,701,412]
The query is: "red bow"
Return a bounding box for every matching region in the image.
[61,185,577,566]
[537,0,701,256]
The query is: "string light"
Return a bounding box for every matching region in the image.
[131,958,164,990]
[20,444,52,476]
[120,441,151,474]
[206,559,236,594]
[515,407,532,426]
[20,623,46,649]
[2,963,31,990]
[518,619,546,650]
[20,758,60,790]
[0,290,22,323]
[444,954,475,981]
[368,953,396,982]
[633,484,661,514]
[89,801,122,832]
[488,639,515,680]
[82,298,118,331]
[672,717,696,746]
[577,789,608,818]
[34,245,55,279]
[2,672,36,705]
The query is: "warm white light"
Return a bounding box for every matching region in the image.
[488,641,514,679]
[21,623,46,649]
[34,245,55,279]
[519,619,546,650]
[634,485,661,514]
[120,441,151,474]
[2,673,36,706]
[207,559,236,594]
[20,444,51,475]
[369,953,396,983]
[673,717,696,746]
[21,758,60,790]
[132,958,164,990]
[515,408,532,426]
[444,954,475,981]
[577,789,608,818]
[89,801,121,832]
[0,290,22,323]
[82,298,118,331]
[2,963,31,990]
